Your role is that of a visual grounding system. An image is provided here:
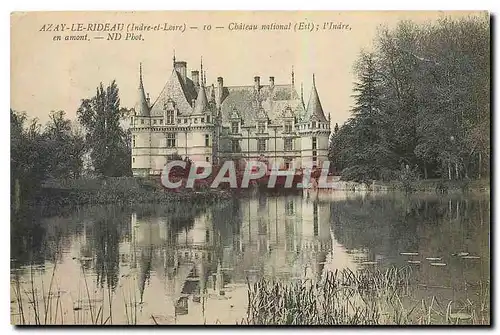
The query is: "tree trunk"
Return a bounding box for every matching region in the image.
[14,178,21,212]
[455,163,459,180]
[424,164,428,179]
[449,199,452,223]
[479,200,483,227]
[448,162,452,180]
[478,151,482,179]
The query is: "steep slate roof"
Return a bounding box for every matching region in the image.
[149,70,199,116]
[303,75,327,123]
[193,84,210,115]
[141,65,323,124]
[220,84,306,125]
[135,63,150,116]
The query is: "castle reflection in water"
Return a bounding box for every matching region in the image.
[121,195,335,314]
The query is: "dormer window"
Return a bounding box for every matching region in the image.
[257,121,266,134]
[166,110,175,125]
[284,120,293,133]
[165,99,175,110]
[312,121,316,129]
[231,121,239,134]
[230,107,241,134]
[206,115,210,123]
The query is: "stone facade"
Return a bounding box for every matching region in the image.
[130,58,331,177]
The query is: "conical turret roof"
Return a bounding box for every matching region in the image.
[135,63,150,116]
[193,84,210,114]
[304,74,327,122]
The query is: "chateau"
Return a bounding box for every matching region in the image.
[130,57,331,177]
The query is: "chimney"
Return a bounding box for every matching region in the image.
[192,70,200,87]
[254,76,260,91]
[269,76,275,89]
[216,77,224,107]
[174,61,187,83]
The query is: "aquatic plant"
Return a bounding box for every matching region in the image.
[243,267,490,325]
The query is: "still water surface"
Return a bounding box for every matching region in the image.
[10,191,490,325]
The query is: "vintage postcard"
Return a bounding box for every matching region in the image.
[10,10,490,326]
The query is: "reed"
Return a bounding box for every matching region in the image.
[243,267,490,325]
[11,265,489,325]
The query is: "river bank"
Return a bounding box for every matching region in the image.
[332,178,491,193]
[14,176,490,217]
[18,177,232,217]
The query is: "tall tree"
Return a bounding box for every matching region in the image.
[45,110,85,179]
[329,15,489,182]
[338,52,396,182]
[77,81,131,177]
[11,110,52,204]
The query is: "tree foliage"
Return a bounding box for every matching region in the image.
[77,81,131,177]
[330,16,490,181]
[10,109,85,206]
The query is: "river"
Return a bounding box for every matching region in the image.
[10,191,490,325]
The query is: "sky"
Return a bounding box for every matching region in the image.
[10,11,486,127]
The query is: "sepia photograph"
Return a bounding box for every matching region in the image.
[10,10,490,326]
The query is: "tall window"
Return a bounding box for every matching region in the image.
[232,140,240,153]
[312,137,317,150]
[284,138,293,151]
[141,119,144,125]
[166,133,176,148]
[258,139,266,152]
[166,110,175,125]
[132,135,136,147]
[257,121,266,134]
[231,121,239,134]
[206,115,210,123]
[205,134,210,147]
[312,121,316,129]
[284,121,293,133]
[258,217,267,235]
[285,200,294,215]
